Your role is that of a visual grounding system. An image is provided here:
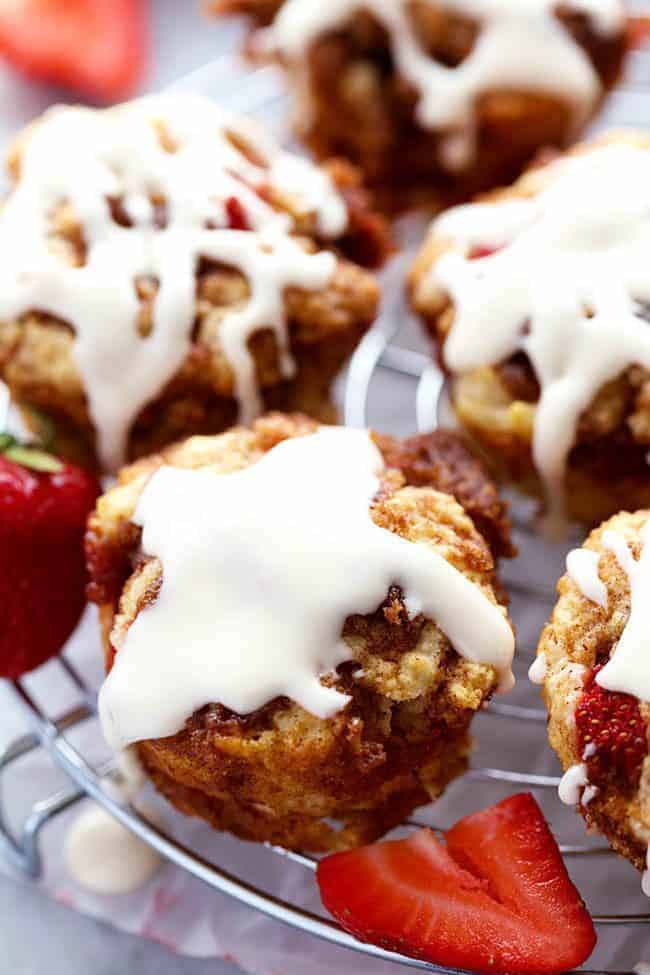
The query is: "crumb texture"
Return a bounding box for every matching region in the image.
[87,413,512,850]
[539,510,650,870]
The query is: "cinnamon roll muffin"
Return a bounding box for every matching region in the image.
[87,412,514,852]
[535,510,650,880]
[410,131,650,534]
[0,94,388,472]
[211,0,627,208]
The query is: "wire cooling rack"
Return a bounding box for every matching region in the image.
[2,18,650,974]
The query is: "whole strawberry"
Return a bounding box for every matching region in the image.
[0,435,100,679]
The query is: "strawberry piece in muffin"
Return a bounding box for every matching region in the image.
[576,665,648,792]
[537,509,650,874]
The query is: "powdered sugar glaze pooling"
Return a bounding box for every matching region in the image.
[99,428,514,750]
[0,94,347,470]
[264,0,623,167]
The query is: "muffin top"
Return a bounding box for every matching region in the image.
[249,0,624,168]
[411,132,650,532]
[88,413,514,752]
[538,509,650,870]
[0,93,385,471]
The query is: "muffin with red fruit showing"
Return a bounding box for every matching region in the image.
[0,93,388,474]
[0,435,99,679]
[410,131,650,534]
[536,510,650,874]
[87,412,514,852]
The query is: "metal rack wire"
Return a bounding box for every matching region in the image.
[2,19,650,974]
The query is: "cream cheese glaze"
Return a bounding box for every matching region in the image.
[263,0,623,168]
[566,548,608,609]
[566,522,650,701]
[99,427,515,751]
[424,144,650,534]
[0,94,347,470]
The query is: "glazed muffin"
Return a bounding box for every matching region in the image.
[410,131,650,535]
[211,0,627,208]
[535,510,650,879]
[88,412,514,852]
[0,93,389,472]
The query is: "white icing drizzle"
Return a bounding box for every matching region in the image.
[99,427,514,750]
[0,94,347,470]
[528,652,547,685]
[428,145,650,533]
[581,783,598,805]
[558,762,589,805]
[595,522,650,701]
[643,850,650,898]
[264,0,622,168]
[566,548,608,609]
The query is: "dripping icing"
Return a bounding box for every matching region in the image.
[99,428,515,750]
[595,522,650,702]
[558,762,589,805]
[427,145,650,533]
[528,652,547,685]
[0,94,347,470]
[567,521,650,701]
[566,548,608,609]
[264,0,623,167]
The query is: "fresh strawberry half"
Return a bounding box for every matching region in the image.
[0,435,100,679]
[0,0,147,103]
[576,665,648,791]
[317,794,596,975]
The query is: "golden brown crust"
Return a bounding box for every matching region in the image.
[0,116,389,470]
[410,131,650,525]
[87,412,513,851]
[538,510,650,871]
[212,1,627,209]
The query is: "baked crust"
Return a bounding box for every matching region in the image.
[212,1,627,209]
[87,412,513,851]
[538,510,650,871]
[410,131,650,525]
[0,117,389,469]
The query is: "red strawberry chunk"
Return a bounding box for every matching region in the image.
[317,794,596,975]
[575,665,648,791]
[468,244,502,260]
[225,197,250,231]
[0,0,147,103]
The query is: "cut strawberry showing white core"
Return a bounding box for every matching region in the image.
[317,793,596,975]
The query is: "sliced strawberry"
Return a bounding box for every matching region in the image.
[0,0,147,103]
[317,794,596,975]
[575,665,648,791]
